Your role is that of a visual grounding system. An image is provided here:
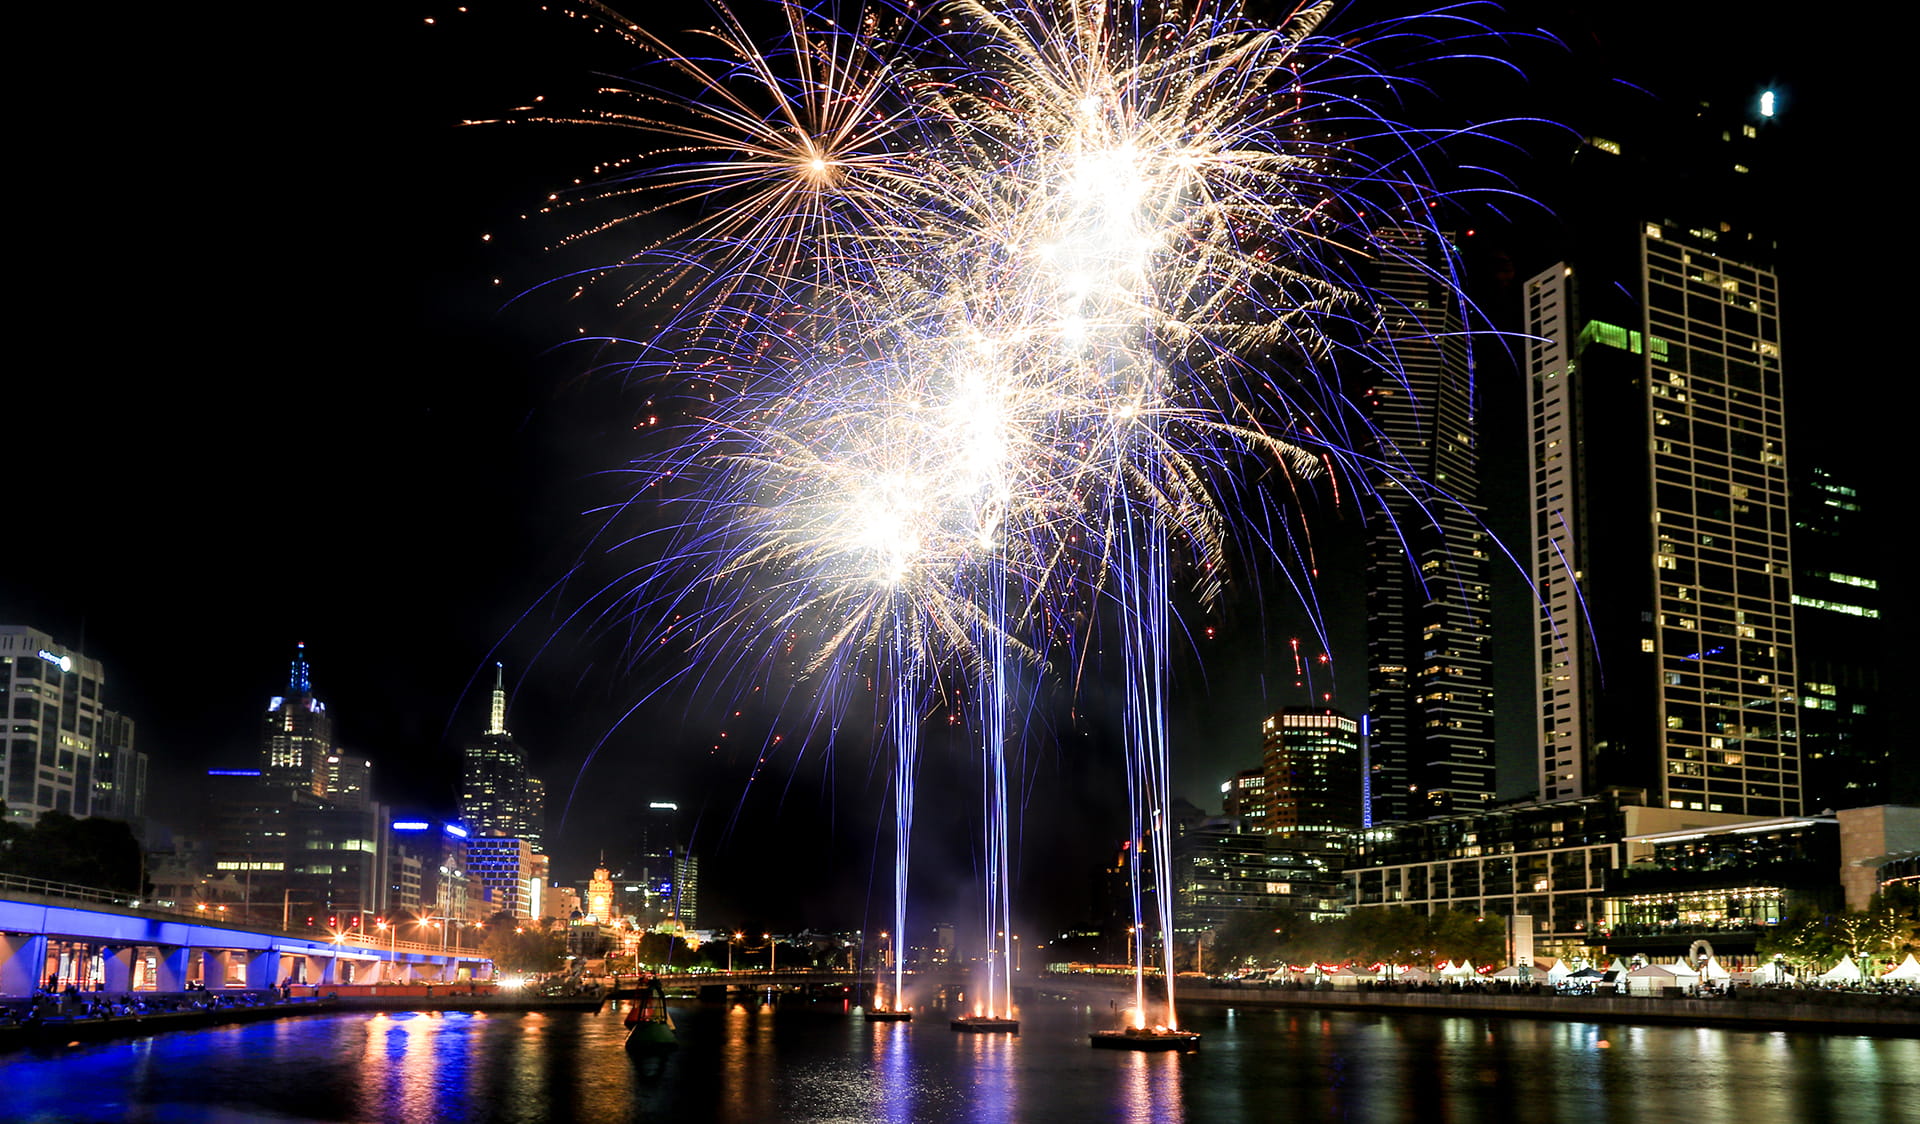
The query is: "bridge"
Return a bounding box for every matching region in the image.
[0,876,483,997]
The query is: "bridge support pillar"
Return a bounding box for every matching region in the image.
[0,933,49,998]
[319,955,339,984]
[245,949,278,990]
[201,949,232,988]
[102,945,136,992]
[156,946,191,991]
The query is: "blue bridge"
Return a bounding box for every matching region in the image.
[0,877,483,996]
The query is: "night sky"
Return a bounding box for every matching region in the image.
[4,3,1892,940]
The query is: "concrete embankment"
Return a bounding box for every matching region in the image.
[0,989,605,1052]
[1043,978,1920,1036]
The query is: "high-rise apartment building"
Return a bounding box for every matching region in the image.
[1361,228,1497,824]
[460,664,541,846]
[1525,226,1798,816]
[0,626,111,824]
[262,642,332,796]
[1259,707,1363,839]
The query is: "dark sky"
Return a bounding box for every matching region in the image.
[5,3,1889,941]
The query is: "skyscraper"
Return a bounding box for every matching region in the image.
[634,801,698,927]
[0,626,109,824]
[460,663,541,845]
[262,642,331,796]
[1361,227,1497,824]
[1521,77,1801,819]
[1791,465,1884,810]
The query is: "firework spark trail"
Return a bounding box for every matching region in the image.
[885,620,921,1012]
[976,569,1014,1017]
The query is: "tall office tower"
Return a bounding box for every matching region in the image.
[0,626,107,824]
[1523,83,1799,818]
[1361,227,1497,824]
[1260,707,1363,840]
[460,663,539,842]
[1791,465,1885,810]
[263,642,332,796]
[635,801,698,926]
[90,710,147,823]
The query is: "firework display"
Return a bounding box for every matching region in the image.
[510,0,1516,1030]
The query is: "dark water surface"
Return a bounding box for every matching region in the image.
[3,999,1914,1123]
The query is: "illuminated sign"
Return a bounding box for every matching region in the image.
[393,821,431,831]
[444,825,469,838]
[207,769,262,777]
[37,650,73,673]
[649,802,678,811]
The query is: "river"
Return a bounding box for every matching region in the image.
[2,997,1914,1122]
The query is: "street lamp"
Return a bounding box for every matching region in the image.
[730,932,743,973]
[765,933,776,974]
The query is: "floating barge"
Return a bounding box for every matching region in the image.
[950,1014,1019,1033]
[1090,1026,1200,1051]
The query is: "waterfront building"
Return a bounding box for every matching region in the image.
[1601,811,1839,962]
[0,626,110,825]
[262,643,332,797]
[1170,815,1346,939]
[1345,792,1754,961]
[1360,227,1497,825]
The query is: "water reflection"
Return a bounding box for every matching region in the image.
[0,1001,1912,1123]
[1114,1045,1186,1124]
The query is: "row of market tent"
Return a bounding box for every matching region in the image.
[1278,953,1920,992]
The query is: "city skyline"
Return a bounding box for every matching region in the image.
[1,2,1895,935]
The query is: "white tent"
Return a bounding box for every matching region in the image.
[1880,954,1920,982]
[1545,959,1571,984]
[1699,956,1733,982]
[1749,961,1795,986]
[1625,963,1695,995]
[1442,959,1477,978]
[1818,955,1863,984]
[1488,966,1526,979]
[1396,966,1436,983]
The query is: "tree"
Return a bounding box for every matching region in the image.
[0,811,144,893]
[1207,910,1290,971]
[481,917,566,975]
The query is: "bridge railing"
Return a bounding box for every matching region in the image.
[0,872,142,908]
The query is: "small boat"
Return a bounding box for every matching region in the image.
[623,979,677,1051]
[864,1006,914,1021]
